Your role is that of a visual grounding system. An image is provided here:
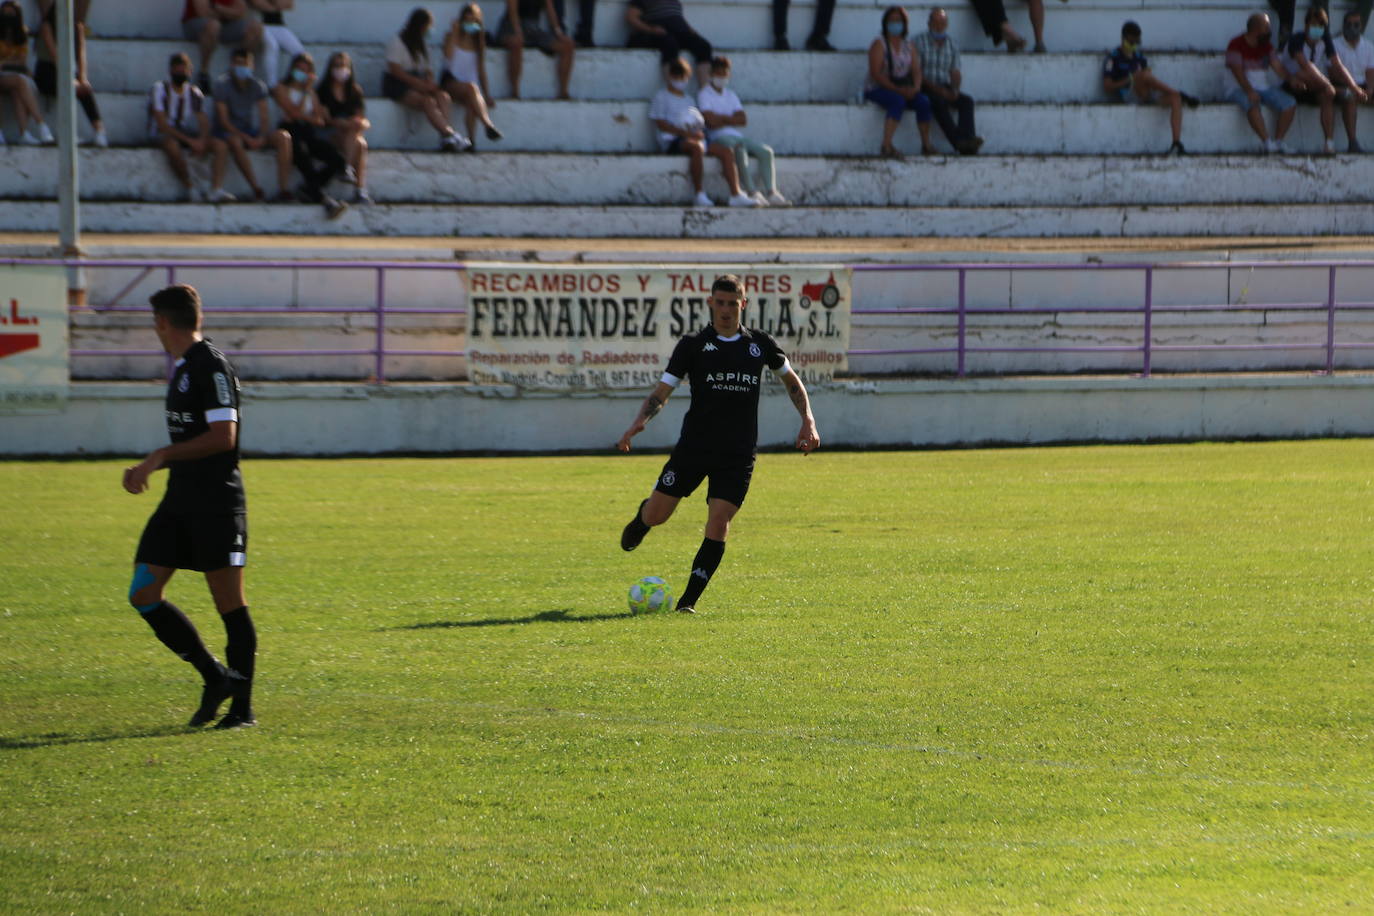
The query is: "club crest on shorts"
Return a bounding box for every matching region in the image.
[661,470,676,487]
[749,343,761,358]
[177,373,190,393]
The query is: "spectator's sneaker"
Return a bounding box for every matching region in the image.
[38,123,56,144]
[773,34,790,51]
[1350,140,1365,154]
[1032,41,1047,53]
[1262,139,1277,155]
[213,713,257,729]
[1180,92,1200,110]
[1272,140,1289,155]
[352,188,373,205]
[691,191,713,207]
[1167,140,1186,156]
[93,130,109,148]
[751,191,770,207]
[805,35,836,52]
[768,189,790,206]
[440,131,470,153]
[274,190,295,203]
[322,194,349,220]
[485,124,503,141]
[19,130,41,146]
[574,32,594,48]
[208,188,236,203]
[1005,34,1027,52]
[728,193,759,207]
[1322,139,1336,156]
[342,165,358,185]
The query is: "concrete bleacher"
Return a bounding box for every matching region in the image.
[4,0,1374,239]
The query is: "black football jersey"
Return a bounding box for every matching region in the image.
[664,324,788,458]
[161,339,245,514]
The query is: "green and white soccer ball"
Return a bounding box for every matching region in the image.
[627,576,672,614]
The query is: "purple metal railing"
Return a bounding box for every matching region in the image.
[3,257,1371,381]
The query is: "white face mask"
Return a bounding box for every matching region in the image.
[710,76,728,91]
[669,79,689,92]
[332,67,350,82]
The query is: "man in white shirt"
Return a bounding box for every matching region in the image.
[696,56,788,206]
[1334,9,1374,151]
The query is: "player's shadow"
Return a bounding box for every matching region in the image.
[395,608,636,630]
[0,725,191,751]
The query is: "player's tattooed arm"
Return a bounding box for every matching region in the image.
[782,369,820,454]
[617,382,676,452]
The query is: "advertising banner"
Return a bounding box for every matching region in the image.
[463,264,850,390]
[0,267,68,415]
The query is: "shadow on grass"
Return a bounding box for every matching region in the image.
[0,724,192,751]
[394,608,637,630]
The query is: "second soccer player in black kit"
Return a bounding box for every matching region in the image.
[123,284,258,729]
[617,273,820,613]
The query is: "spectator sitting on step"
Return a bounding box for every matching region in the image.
[649,56,756,208]
[319,51,373,204]
[148,52,221,200]
[697,56,789,206]
[1102,20,1199,157]
[382,7,470,152]
[554,0,598,48]
[915,7,983,155]
[627,0,714,88]
[1334,9,1374,151]
[182,0,264,95]
[772,0,836,51]
[211,47,290,202]
[1279,6,1360,154]
[1224,12,1296,154]
[498,0,575,100]
[0,0,54,145]
[34,0,106,147]
[967,0,1033,53]
[865,6,934,159]
[273,52,350,218]
[246,0,305,87]
[442,3,503,147]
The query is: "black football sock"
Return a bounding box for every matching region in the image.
[627,500,650,538]
[221,606,257,717]
[677,537,725,609]
[141,601,224,684]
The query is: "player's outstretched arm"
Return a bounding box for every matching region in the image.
[122,421,238,494]
[781,368,820,454]
[616,382,675,452]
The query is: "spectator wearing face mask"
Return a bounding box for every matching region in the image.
[211,47,291,201]
[1268,0,1372,45]
[273,52,350,218]
[34,0,106,147]
[382,7,470,152]
[914,7,982,155]
[0,0,55,146]
[697,56,788,206]
[247,0,305,87]
[319,51,373,203]
[649,56,755,208]
[1279,6,1361,154]
[1102,20,1199,156]
[865,6,934,159]
[1333,10,1374,151]
[1224,12,1296,154]
[148,52,219,200]
[442,3,503,147]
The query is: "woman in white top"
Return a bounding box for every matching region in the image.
[273,53,350,218]
[442,3,502,147]
[382,7,468,152]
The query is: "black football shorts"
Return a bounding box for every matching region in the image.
[654,448,755,508]
[135,509,248,572]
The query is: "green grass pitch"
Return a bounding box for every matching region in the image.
[2,441,1372,913]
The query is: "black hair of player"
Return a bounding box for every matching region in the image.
[150,284,203,331]
[712,274,745,297]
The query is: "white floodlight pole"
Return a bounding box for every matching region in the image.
[55,0,86,305]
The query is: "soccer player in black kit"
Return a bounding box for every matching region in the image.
[617,273,820,613]
[123,284,257,729]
